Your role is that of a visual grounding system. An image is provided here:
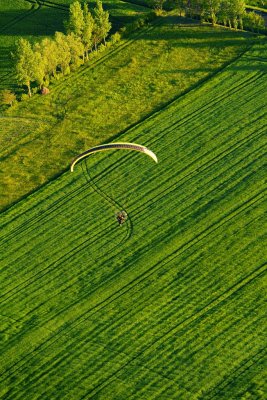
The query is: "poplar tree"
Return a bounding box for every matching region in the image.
[202,0,221,25]
[82,2,94,59]
[218,0,231,26]
[55,32,71,75]
[34,38,58,83]
[175,0,187,16]
[231,0,245,29]
[65,33,84,69]
[15,38,39,96]
[32,49,45,88]
[93,0,111,46]
[66,1,84,37]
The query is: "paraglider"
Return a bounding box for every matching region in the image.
[70,142,158,172]
[70,142,158,226]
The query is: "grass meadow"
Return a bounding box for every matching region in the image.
[0,36,266,398]
[0,10,256,209]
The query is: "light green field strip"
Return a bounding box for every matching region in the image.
[0,39,266,399]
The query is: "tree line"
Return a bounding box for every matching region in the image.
[167,0,265,31]
[15,0,112,97]
[1,0,265,104]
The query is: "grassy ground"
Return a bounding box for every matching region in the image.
[0,13,256,210]
[0,39,266,399]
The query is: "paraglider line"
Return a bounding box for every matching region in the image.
[81,158,133,243]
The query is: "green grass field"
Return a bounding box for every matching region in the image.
[0,12,256,210]
[0,36,266,399]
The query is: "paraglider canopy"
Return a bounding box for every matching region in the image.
[70,142,158,172]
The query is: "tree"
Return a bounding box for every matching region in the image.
[174,0,187,16]
[0,89,16,106]
[152,0,166,11]
[202,0,221,25]
[35,38,59,83]
[82,2,94,59]
[66,0,84,37]
[65,33,84,69]
[15,38,39,96]
[218,0,231,26]
[229,0,245,29]
[93,0,111,46]
[55,32,71,75]
[244,11,265,32]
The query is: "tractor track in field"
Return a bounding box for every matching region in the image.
[92,114,266,210]
[0,181,89,244]
[1,172,264,346]
[1,209,265,389]
[33,0,68,12]
[1,127,265,303]
[7,181,264,340]
[80,72,266,188]
[3,195,263,327]
[50,187,265,332]
[1,121,264,286]
[1,113,260,250]
[205,348,267,399]
[3,242,264,394]
[0,214,121,300]
[92,124,266,220]
[0,190,263,388]
[89,217,265,337]
[0,3,40,34]
[2,120,265,261]
[74,263,267,399]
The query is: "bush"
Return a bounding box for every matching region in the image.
[0,89,16,107]
[110,32,121,44]
[20,93,30,101]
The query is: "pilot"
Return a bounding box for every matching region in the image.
[116,211,127,225]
